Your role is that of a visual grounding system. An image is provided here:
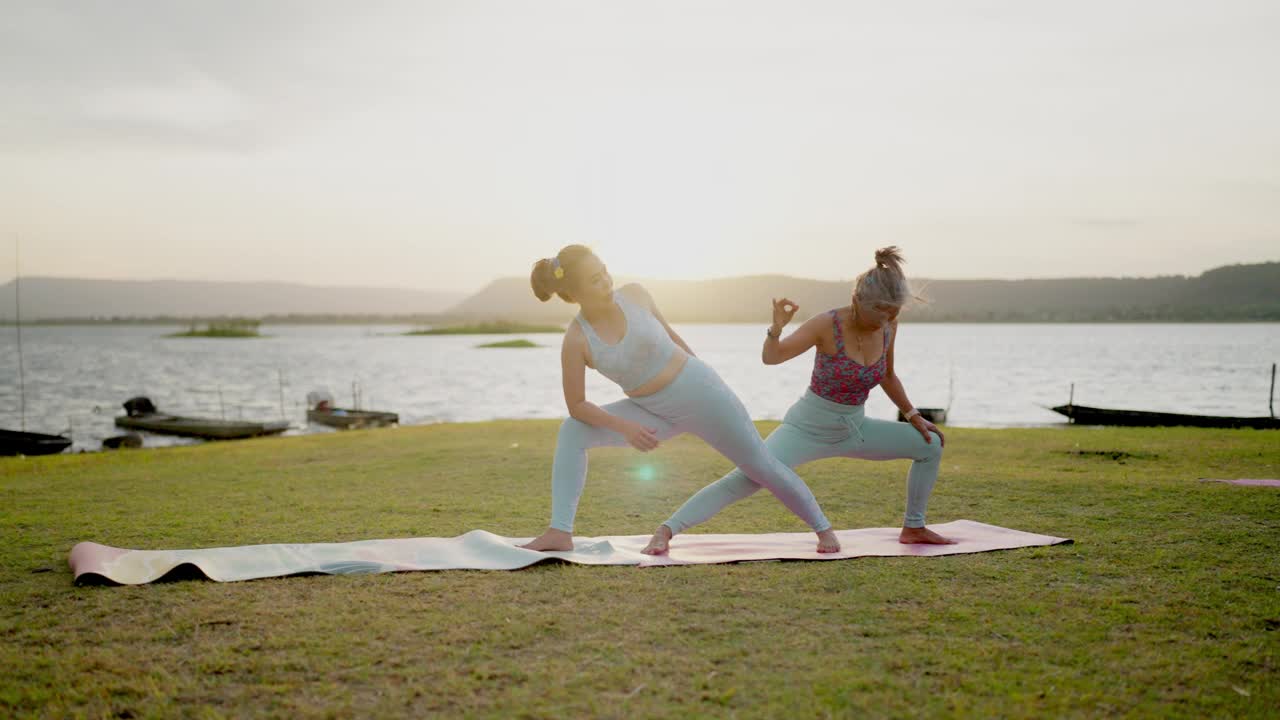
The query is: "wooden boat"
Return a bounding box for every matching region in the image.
[304,389,397,430]
[1050,404,1279,429]
[1054,365,1279,429]
[115,413,290,440]
[897,408,947,424]
[4,258,72,456]
[307,407,399,430]
[0,429,73,456]
[114,397,289,440]
[897,369,954,425]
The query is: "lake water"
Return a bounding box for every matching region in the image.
[2,323,1277,452]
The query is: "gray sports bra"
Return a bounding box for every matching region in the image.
[575,291,680,392]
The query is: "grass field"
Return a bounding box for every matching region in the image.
[1,422,1277,718]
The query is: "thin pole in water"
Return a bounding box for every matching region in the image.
[1270,363,1276,418]
[15,240,25,432]
[217,385,226,420]
[277,368,287,422]
[946,363,955,413]
[1069,382,1074,408]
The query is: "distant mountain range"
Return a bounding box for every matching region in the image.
[2,262,1277,323]
[448,262,1280,323]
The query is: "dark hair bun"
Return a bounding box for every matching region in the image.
[530,258,558,302]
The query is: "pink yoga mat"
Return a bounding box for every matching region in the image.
[1199,478,1280,487]
[68,519,1071,585]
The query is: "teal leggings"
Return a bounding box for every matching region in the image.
[549,357,831,534]
[663,389,944,534]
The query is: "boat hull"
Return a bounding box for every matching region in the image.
[0,429,73,456]
[1051,404,1280,429]
[115,414,290,440]
[897,408,947,424]
[307,408,399,430]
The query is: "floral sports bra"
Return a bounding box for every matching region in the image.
[808,310,891,406]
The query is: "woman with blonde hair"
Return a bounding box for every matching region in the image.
[642,246,951,554]
[519,245,841,554]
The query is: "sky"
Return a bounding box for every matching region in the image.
[2,0,1277,293]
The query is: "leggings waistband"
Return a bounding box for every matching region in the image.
[800,388,867,415]
[793,389,868,442]
[632,355,708,407]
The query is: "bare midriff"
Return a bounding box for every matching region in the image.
[624,351,690,398]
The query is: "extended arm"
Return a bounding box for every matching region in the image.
[763,299,824,365]
[879,322,944,445]
[560,326,660,450]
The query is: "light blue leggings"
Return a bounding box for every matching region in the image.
[663,389,944,534]
[549,357,832,534]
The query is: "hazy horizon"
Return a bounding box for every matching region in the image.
[1,256,1276,297]
[3,1,1278,292]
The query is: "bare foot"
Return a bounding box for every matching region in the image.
[641,525,673,555]
[816,529,841,553]
[518,528,574,552]
[898,526,957,545]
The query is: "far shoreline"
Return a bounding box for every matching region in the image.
[6,419,1277,458]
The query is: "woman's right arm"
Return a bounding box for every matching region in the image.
[561,328,659,450]
[762,299,825,365]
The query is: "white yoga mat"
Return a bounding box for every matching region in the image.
[68,519,1072,585]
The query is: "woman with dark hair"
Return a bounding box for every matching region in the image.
[519,244,841,554]
[642,246,951,554]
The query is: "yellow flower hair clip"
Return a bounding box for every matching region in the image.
[552,258,565,279]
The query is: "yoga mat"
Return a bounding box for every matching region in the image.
[1199,478,1280,487]
[68,519,1071,585]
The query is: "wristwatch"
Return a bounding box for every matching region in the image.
[766,326,781,339]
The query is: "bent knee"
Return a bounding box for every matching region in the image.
[916,433,944,462]
[558,417,592,444]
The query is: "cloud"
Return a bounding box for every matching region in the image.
[0,1,383,152]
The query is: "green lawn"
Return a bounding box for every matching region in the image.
[1,423,1277,718]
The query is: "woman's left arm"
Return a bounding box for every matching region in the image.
[626,283,695,356]
[880,321,944,446]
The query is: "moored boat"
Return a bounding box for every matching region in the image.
[305,389,398,430]
[897,408,947,424]
[1053,364,1278,429]
[306,408,400,430]
[1050,404,1279,429]
[114,397,289,440]
[0,429,73,456]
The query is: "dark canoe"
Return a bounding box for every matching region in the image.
[307,408,399,430]
[1050,404,1280,430]
[115,414,290,440]
[0,429,73,456]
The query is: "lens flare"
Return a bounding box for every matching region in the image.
[632,463,659,483]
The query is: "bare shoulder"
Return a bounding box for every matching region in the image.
[813,307,842,325]
[617,283,650,303]
[812,307,842,334]
[807,307,839,352]
[562,320,586,348]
